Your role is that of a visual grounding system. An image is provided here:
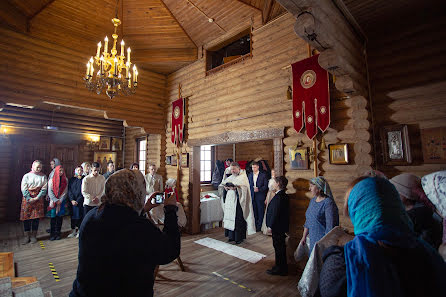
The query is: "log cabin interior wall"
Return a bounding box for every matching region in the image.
[165,11,372,236]
[214,140,274,168]
[368,10,446,177]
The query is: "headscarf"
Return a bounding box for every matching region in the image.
[422,170,446,244]
[30,160,45,176]
[103,169,146,213]
[52,158,61,167]
[389,173,421,200]
[74,167,83,179]
[52,165,67,198]
[344,177,446,297]
[81,162,91,175]
[310,176,333,198]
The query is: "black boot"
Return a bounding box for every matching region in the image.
[55,216,62,240]
[50,218,56,241]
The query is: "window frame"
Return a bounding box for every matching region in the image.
[136,136,147,175]
[200,145,215,184]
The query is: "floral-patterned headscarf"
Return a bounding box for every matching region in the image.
[103,169,146,213]
[310,176,333,198]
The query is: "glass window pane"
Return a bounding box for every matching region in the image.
[139,151,145,160]
[140,161,145,169]
[205,171,211,181]
[139,140,146,150]
[205,161,211,171]
[204,150,211,161]
[200,150,205,160]
[200,172,205,181]
[201,161,206,170]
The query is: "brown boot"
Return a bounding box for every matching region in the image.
[30,230,37,244]
[21,231,30,245]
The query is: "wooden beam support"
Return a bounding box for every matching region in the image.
[26,0,57,32]
[0,1,27,32]
[132,48,197,63]
[263,0,274,24]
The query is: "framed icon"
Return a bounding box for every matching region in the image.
[289,147,309,170]
[99,136,111,151]
[328,144,349,164]
[380,125,412,165]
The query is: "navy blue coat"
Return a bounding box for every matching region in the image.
[266,190,290,233]
[68,176,84,205]
[248,171,268,201]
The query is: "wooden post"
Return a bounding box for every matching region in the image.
[307,43,318,178]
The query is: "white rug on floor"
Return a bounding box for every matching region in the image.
[194,237,266,264]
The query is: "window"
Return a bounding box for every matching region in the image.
[206,27,252,75]
[137,137,147,175]
[200,145,214,183]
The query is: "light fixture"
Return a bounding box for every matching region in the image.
[84,1,138,99]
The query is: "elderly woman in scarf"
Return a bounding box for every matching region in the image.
[49,158,61,179]
[81,162,91,177]
[20,160,48,244]
[344,176,446,297]
[300,176,339,252]
[47,165,68,240]
[70,169,180,297]
[390,173,442,249]
[422,170,446,260]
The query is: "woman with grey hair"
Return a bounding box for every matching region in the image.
[70,169,180,297]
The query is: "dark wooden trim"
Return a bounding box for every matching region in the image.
[205,53,252,76]
[273,137,284,176]
[189,147,201,234]
[188,127,284,146]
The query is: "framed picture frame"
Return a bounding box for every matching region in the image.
[289,147,309,170]
[181,153,189,168]
[111,138,123,151]
[166,155,172,165]
[380,124,412,165]
[421,127,446,163]
[328,144,349,164]
[99,136,111,151]
[94,152,117,174]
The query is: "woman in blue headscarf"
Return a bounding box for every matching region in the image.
[300,176,339,252]
[344,176,446,297]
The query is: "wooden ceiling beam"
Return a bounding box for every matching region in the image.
[263,0,274,24]
[26,0,58,32]
[234,0,263,13]
[132,48,197,63]
[160,0,198,48]
[0,1,27,32]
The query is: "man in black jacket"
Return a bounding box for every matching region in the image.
[266,176,290,276]
[68,166,84,238]
[248,162,269,232]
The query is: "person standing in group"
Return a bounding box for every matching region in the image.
[145,164,163,196]
[102,162,115,180]
[219,162,256,244]
[81,162,91,177]
[266,176,290,276]
[49,158,61,179]
[248,162,269,232]
[300,176,339,252]
[47,165,69,240]
[68,166,84,238]
[130,163,139,170]
[261,169,276,235]
[82,162,105,215]
[20,160,48,244]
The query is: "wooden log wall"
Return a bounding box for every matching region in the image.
[124,127,146,170]
[0,26,167,134]
[0,143,12,222]
[368,15,446,178]
[165,12,372,235]
[216,144,234,162]
[235,140,274,168]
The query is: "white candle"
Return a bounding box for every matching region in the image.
[127,47,131,63]
[96,42,101,57]
[86,62,90,76]
[128,74,131,87]
[121,40,125,56]
[104,36,108,53]
[114,57,118,75]
[132,65,136,79]
[134,67,138,83]
[100,56,104,75]
[90,64,94,76]
[89,57,94,76]
[126,62,129,78]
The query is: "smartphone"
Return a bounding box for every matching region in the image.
[155,193,164,204]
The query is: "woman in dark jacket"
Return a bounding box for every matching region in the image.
[68,166,84,238]
[70,169,180,297]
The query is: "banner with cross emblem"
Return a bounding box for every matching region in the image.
[171,97,185,146]
[291,54,330,139]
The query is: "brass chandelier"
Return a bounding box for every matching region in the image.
[84,10,138,99]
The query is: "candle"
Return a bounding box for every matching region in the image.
[96,42,102,57]
[86,62,90,77]
[121,40,125,56]
[89,57,94,76]
[135,67,138,83]
[114,57,118,75]
[100,56,104,75]
[127,47,131,63]
[128,74,131,88]
[104,36,108,53]
[125,62,129,79]
[132,65,136,80]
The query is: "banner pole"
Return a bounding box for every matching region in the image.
[307,44,318,177]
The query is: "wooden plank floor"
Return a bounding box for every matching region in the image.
[0,228,302,296]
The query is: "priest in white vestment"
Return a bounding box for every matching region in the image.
[219,162,256,244]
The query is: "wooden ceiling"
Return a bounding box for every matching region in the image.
[0,0,286,74]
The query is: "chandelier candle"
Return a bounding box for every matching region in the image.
[84,16,137,99]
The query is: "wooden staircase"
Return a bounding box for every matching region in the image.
[0,252,52,297]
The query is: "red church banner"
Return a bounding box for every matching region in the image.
[171,97,185,146]
[291,54,330,139]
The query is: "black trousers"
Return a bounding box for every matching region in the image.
[252,194,266,231]
[50,216,63,236]
[225,194,247,242]
[272,231,287,272]
[71,206,85,229]
[83,205,96,216]
[23,219,39,231]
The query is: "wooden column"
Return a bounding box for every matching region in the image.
[189,146,201,234]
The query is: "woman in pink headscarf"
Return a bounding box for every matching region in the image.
[20,160,48,244]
